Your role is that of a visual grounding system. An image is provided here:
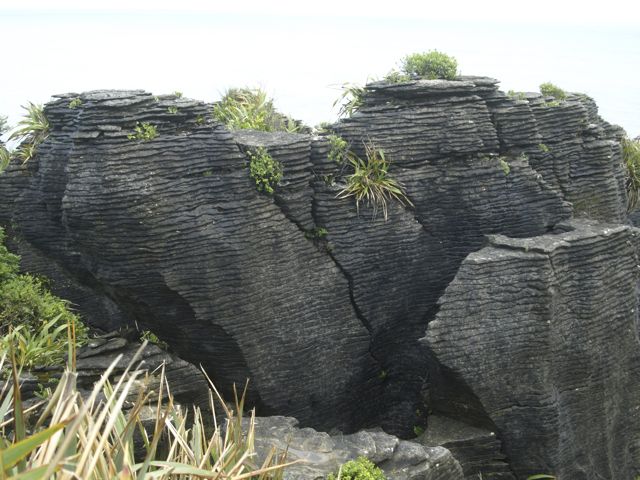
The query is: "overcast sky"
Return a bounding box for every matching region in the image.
[2,0,639,135]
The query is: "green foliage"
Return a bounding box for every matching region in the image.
[337,142,413,221]
[507,90,527,101]
[140,330,168,349]
[173,91,183,98]
[195,114,205,125]
[623,136,640,211]
[0,227,87,369]
[526,475,556,480]
[334,83,365,118]
[0,115,8,135]
[68,98,82,109]
[314,121,333,134]
[167,106,178,114]
[8,102,50,164]
[413,425,425,436]
[328,457,386,480]
[127,122,158,141]
[538,143,550,153]
[305,227,328,240]
[0,146,10,173]
[399,50,458,80]
[543,100,561,108]
[213,88,299,132]
[539,82,567,101]
[499,157,511,175]
[0,351,293,479]
[328,134,350,164]
[248,147,283,194]
[384,70,412,84]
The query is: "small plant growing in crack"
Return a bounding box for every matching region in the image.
[248,147,283,194]
[127,122,158,141]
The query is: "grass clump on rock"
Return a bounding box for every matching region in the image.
[213,88,300,132]
[337,142,412,221]
[327,456,386,480]
[7,102,50,164]
[623,136,640,211]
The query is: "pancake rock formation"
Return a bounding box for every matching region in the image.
[0,73,637,479]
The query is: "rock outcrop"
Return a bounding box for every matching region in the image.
[0,73,636,478]
[424,220,640,478]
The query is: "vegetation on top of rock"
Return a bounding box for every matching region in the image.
[333,83,366,118]
[399,50,458,80]
[0,226,88,369]
[213,88,300,132]
[539,82,567,101]
[337,142,413,221]
[327,456,386,480]
[127,121,158,141]
[68,97,82,109]
[248,147,283,195]
[507,90,527,101]
[6,102,50,165]
[623,136,640,211]
[327,134,350,164]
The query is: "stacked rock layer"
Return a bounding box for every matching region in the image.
[0,75,636,478]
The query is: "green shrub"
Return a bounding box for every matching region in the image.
[499,157,511,175]
[248,147,283,194]
[327,134,350,164]
[538,143,550,153]
[623,136,640,211]
[337,142,413,221]
[213,88,299,132]
[127,122,158,141]
[0,227,87,369]
[328,457,386,480]
[8,102,50,164]
[167,106,178,114]
[400,50,458,80]
[68,98,82,109]
[507,90,527,101]
[539,82,566,101]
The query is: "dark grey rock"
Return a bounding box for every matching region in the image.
[423,219,640,479]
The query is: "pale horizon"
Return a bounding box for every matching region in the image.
[2,1,639,136]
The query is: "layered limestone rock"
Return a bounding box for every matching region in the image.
[0,72,635,477]
[423,220,640,479]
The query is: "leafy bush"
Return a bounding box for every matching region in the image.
[623,136,640,211]
[248,147,283,194]
[539,82,567,101]
[0,350,292,479]
[68,98,82,109]
[399,50,458,80]
[127,122,158,141]
[0,227,87,368]
[328,457,386,480]
[213,88,299,132]
[337,142,413,221]
[384,70,412,84]
[7,102,50,164]
[327,134,350,164]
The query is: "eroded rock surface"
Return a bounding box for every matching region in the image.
[0,72,636,476]
[424,219,640,478]
[250,416,465,480]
